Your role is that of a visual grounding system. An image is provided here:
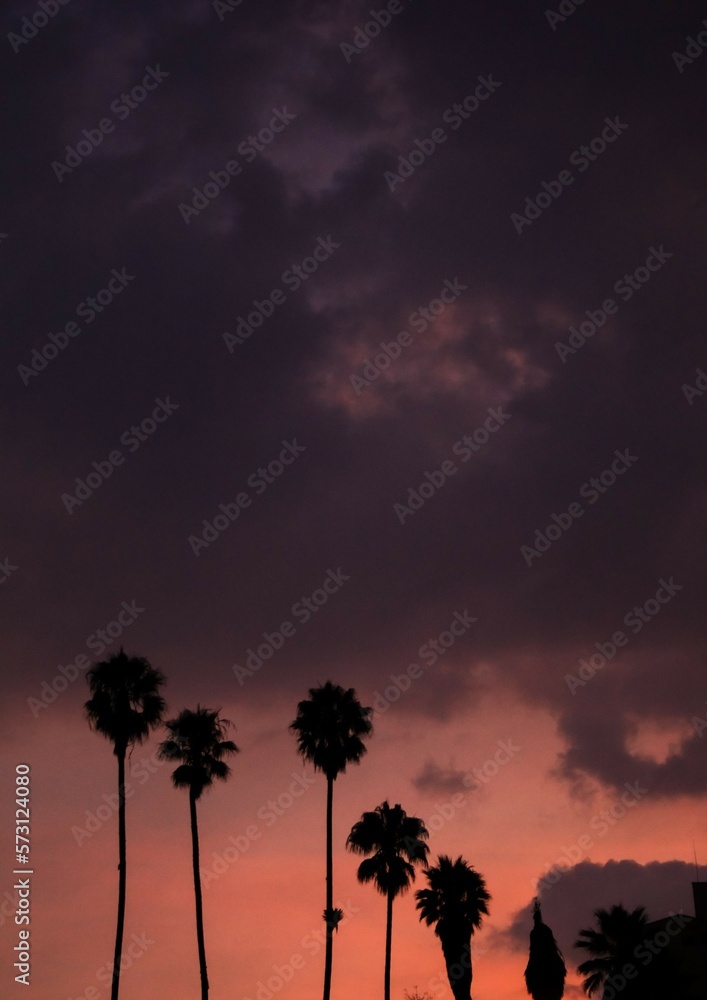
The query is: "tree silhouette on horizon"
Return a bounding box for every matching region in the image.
[347,800,429,1000]
[84,648,166,1000]
[159,706,238,1000]
[415,854,490,1000]
[290,681,372,1000]
[524,898,566,1000]
[575,904,648,998]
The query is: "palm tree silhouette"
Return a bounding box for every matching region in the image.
[347,800,429,1000]
[290,681,372,1000]
[524,898,566,1000]
[415,854,490,1000]
[84,648,166,1000]
[159,706,238,1000]
[575,904,648,997]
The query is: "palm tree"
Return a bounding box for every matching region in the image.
[415,854,490,1000]
[347,800,429,1000]
[84,648,166,1000]
[159,706,238,1000]
[524,898,566,1000]
[290,681,372,1000]
[575,904,648,998]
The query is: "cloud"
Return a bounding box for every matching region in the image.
[498,859,707,964]
[412,758,471,797]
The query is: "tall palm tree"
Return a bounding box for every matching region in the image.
[84,648,166,1000]
[575,904,648,998]
[159,706,238,1000]
[524,898,566,1000]
[290,681,372,1000]
[347,800,429,1000]
[415,854,490,1000]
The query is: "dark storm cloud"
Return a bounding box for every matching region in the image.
[412,758,470,797]
[500,859,707,964]
[2,0,706,809]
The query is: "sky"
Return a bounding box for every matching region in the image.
[2,0,707,998]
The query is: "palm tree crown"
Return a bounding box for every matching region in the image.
[159,705,239,797]
[347,800,430,896]
[416,855,490,938]
[575,904,648,997]
[85,648,166,754]
[415,855,490,1000]
[290,680,372,779]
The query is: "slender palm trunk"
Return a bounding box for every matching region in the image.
[384,890,393,1000]
[323,775,333,1000]
[441,936,472,1000]
[190,790,209,1000]
[110,749,127,1000]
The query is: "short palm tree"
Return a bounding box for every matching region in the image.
[524,898,566,1000]
[85,649,166,1000]
[415,854,490,1000]
[347,801,429,1000]
[159,706,238,1000]
[290,681,372,1000]
[575,904,648,997]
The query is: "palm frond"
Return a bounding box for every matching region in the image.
[290,681,372,779]
[159,705,239,800]
[346,800,429,899]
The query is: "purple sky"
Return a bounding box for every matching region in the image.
[2,2,707,998]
